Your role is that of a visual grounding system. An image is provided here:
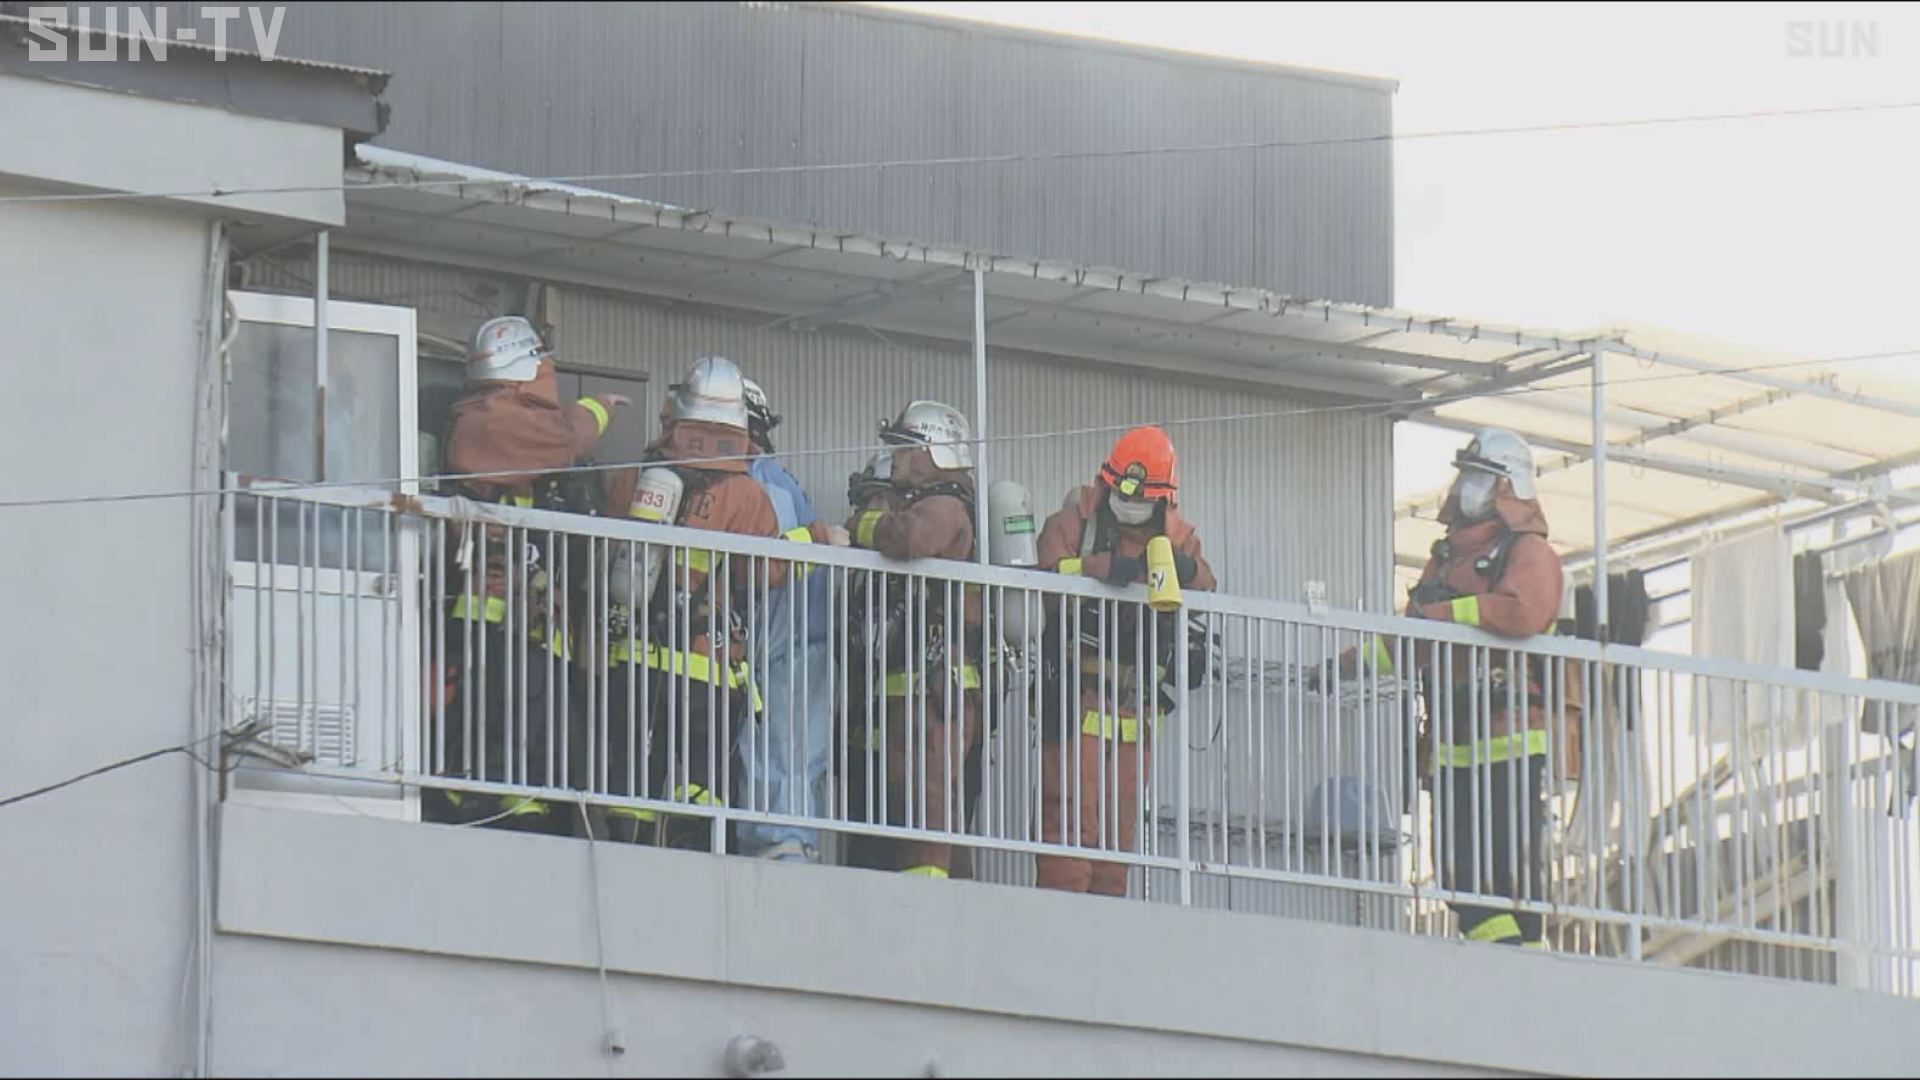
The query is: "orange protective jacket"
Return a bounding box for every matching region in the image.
[1036,485,1216,592]
[848,452,977,563]
[604,421,786,666]
[444,361,617,614]
[1035,485,1216,732]
[845,451,981,669]
[445,361,615,502]
[1408,490,1568,746]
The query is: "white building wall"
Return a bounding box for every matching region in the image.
[0,73,346,226]
[0,182,210,1077]
[212,939,1497,1079]
[0,73,348,1076]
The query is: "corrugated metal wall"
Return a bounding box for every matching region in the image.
[248,247,1395,608]
[551,276,1397,607]
[178,0,1393,303]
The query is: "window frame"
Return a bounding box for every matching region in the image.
[226,291,420,596]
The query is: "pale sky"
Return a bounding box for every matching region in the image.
[884,2,1920,501]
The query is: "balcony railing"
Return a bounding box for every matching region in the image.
[221,480,1920,994]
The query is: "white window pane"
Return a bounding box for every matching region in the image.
[231,322,317,482]
[232,322,401,568]
[325,329,400,484]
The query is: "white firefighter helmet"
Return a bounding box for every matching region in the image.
[880,400,973,472]
[467,316,548,383]
[668,355,750,431]
[1453,427,1537,501]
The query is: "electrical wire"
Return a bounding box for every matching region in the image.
[0,345,1914,512]
[0,727,230,811]
[0,747,185,809]
[577,796,621,1075]
[3,100,1918,207]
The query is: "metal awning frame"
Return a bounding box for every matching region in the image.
[338,146,1920,636]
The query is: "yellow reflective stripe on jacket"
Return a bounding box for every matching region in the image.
[1436,729,1550,767]
[1466,913,1523,943]
[606,643,763,709]
[499,795,549,818]
[854,509,884,549]
[1057,556,1083,576]
[901,865,949,879]
[449,595,569,657]
[678,549,714,574]
[673,783,722,808]
[1080,709,1157,743]
[607,785,721,823]
[578,397,611,436]
[1367,636,1395,675]
[451,593,507,624]
[881,665,982,696]
[1450,595,1481,627]
[532,624,570,660]
[634,645,734,686]
[781,526,819,577]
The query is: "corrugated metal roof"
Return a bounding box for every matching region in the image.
[0,12,389,140]
[343,146,1920,569]
[1402,329,1920,567]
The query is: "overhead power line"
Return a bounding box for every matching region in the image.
[2,100,1917,206]
[0,346,1914,512]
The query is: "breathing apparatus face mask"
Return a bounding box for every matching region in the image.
[1109,491,1157,527]
[1453,470,1500,522]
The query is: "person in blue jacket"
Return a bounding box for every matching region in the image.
[737,378,846,862]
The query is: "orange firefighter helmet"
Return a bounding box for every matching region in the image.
[1099,425,1178,502]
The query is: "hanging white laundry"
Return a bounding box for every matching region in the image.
[1692,526,1794,747]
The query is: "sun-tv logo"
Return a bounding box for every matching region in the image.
[23,6,287,62]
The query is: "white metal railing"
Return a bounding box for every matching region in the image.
[221,480,1920,993]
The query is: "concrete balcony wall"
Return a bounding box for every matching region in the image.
[215,803,1920,1077]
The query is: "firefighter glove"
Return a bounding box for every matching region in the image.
[1172,551,1200,585]
[1106,554,1147,585]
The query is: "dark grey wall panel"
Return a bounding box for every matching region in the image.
[184,1,1393,303]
